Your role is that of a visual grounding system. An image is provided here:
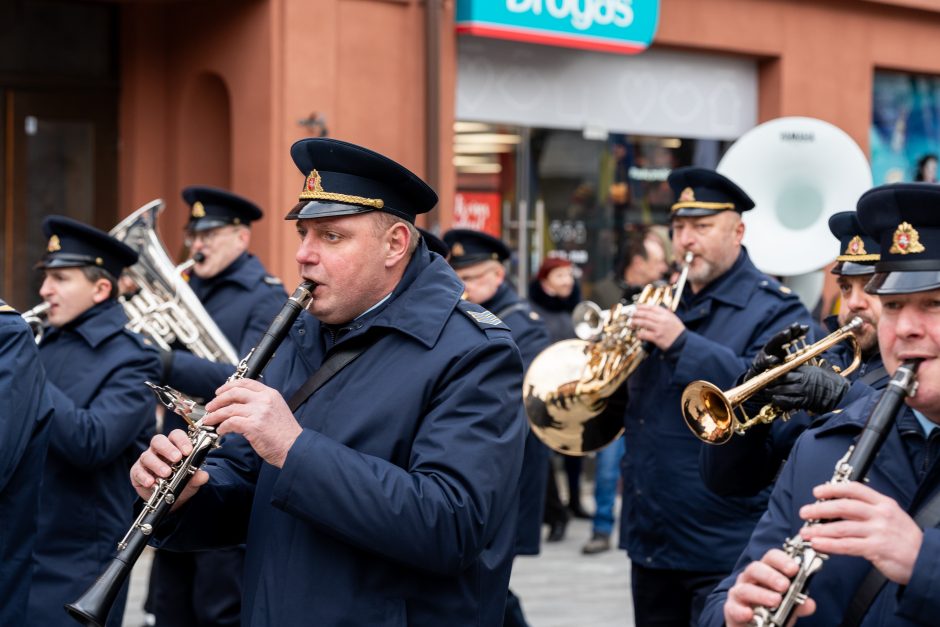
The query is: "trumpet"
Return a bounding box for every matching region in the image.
[524,252,693,455]
[64,280,315,627]
[682,316,863,445]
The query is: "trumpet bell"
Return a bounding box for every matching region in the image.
[524,339,629,455]
[681,380,735,445]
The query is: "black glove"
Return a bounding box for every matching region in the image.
[743,323,809,382]
[759,364,849,415]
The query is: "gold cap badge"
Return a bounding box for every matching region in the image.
[846,235,867,256]
[192,201,206,218]
[890,222,926,255]
[451,242,465,257]
[47,235,61,252]
[679,187,696,203]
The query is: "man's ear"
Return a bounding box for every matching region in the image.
[236,226,251,251]
[91,277,113,304]
[385,222,411,267]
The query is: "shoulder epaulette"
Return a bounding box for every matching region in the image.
[757,279,797,300]
[457,300,510,331]
[0,299,15,314]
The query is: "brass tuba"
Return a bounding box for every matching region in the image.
[681,316,862,445]
[110,200,238,364]
[524,252,693,455]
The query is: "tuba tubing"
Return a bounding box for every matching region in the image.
[111,200,239,364]
[64,280,315,627]
[682,316,863,445]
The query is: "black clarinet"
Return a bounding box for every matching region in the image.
[750,359,921,627]
[65,281,315,627]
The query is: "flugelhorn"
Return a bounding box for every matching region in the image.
[682,316,863,445]
[64,280,315,627]
[524,252,693,455]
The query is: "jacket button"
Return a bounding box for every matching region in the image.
[298,328,305,335]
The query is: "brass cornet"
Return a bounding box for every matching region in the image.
[681,316,863,445]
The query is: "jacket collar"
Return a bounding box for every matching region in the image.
[482,281,518,314]
[812,392,917,498]
[683,248,758,310]
[309,240,464,353]
[45,299,128,349]
[191,252,262,292]
[363,241,465,348]
[527,278,581,312]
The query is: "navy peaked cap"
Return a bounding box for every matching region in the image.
[668,167,754,218]
[286,138,438,224]
[182,186,263,233]
[418,228,450,258]
[828,211,879,277]
[38,216,138,278]
[442,229,510,268]
[857,183,940,294]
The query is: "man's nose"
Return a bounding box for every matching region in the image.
[296,238,318,265]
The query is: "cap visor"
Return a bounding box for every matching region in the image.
[866,270,940,295]
[671,207,738,219]
[285,200,376,221]
[187,218,233,233]
[833,261,876,277]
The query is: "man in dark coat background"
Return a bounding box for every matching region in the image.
[148,186,287,627]
[131,138,526,626]
[29,216,161,627]
[700,209,888,499]
[0,300,53,626]
[444,227,552,627]
[618,167,813,626]
[704,183,940,627]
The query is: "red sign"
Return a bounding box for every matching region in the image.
[454,191,502,238]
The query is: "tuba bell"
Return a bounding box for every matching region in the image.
[110,200,238,364]
[524,252,693,455]
[681,316,862,445]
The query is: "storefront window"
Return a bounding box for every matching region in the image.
[871,70,940,184]
[453,120,730,300]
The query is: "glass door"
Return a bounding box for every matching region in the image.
[1,88,117,309]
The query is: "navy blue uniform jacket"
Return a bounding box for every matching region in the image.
[29,300,161,627]
[167,252,287,399]
[701,393,940,626]
[484,281,552,556]
[620,249,812,571]
[0,307,53,626]
[158,245,526,626]
[700,314,887,498]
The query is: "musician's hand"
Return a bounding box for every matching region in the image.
[130,430,209,510]
[203,379,302,469]
[761,364,849,414]
[630,304,685,351]
[799,481,922,585]
[745,323,809,381]
[724,548,816,627]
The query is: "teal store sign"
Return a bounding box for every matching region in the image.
[456,0,659,55]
